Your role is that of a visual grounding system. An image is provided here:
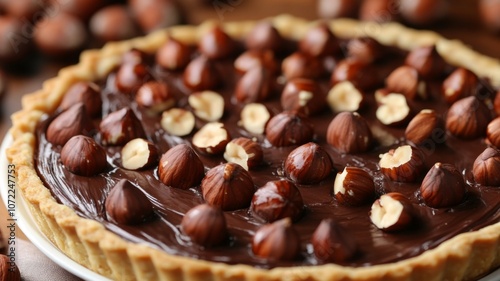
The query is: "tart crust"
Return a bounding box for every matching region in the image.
[6,15,500,281]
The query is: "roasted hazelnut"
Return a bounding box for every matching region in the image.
[129,0,182,33]
[333,167,374,206]
[346,37,387,64]
[480,0,500,32]
[115,63,151,94]
[359,0,400,22]
[331,58,378,91]
[0,254,21,281]
[370,192,414,231]
[223,137,263,170]
[385,66,425,100]
[399,0,448,26]
[183,55,220,91]
[284,142,333,184]
[234,49,278,74]
[199,25,238,59]
[61,135,108,176]
[420,163,466,208]
[3,0,43,21]
[181,204,228,247]
[158,144,205,189]
[326,81,365,113]
[161,108,196,137]
[282,52,326,80]
[105,179,154,224]
[46,103,95,146]
[442,68,479,104]
[121,138,159,170]
[311,219,357,263]
[234,66,274,103]
[494,91,500,116]
[156,37,192,70]
[239,103,272,135]
[136,81,176,114]
[188,90,225,121]
[405,45,446,79]
[99,107,146,146]
[326,112,373,154]
[245,21,285,53]
[282,78,326,115]
[375,92,412,127]
[34,13,87,57]
[0,17,32,63]
[265,110,314,147]
[317,0,360,19]
[299,22,340,57]
[89,5,141,43]
[251,218,301,261]
[487,117,500,148]
[51,0,103,21]
[405,109,445,146]
[122,48,148,65]
[60,82,102,117]
[192,122,230,155]
[379,145,425,182]
[250,180,304,222]
[472,146,500,186]
[446,96,492,139]
[201,162,255,211]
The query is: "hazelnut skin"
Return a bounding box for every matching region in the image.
[326,112,373,154]
[265,110,314,147]
[251,218,301,261]
[59,82,102,118]
[158,144,205,189]
[46,103,95,146]
[181,204,228,247]
[284,142,334,184]
[61,135,108,176]
[105,179,155,225]
[420,163,466,208]
[311,219,357,263]
[472,147,500,186]
[446,96,492,139]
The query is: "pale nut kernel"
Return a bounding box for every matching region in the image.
[284,142,333,184]
[311,219,358,263]
[192,122,230,155]
[333,167,374,206]
[326,112,373,154]
[188,90,224,122]
[472,146,500,186]
[379,145,425,182]
[446,96,491,139]
[223,137,263,170]
[158,144,205,189]
[369,192,414,232]
[487,117,500,148]
[326,81,364,113]
[420,162,466,208]
[121,138,159,170]
[239,103,271,135]
[405,109,445,146]
[375,93,412,126]
[160,108,196,137]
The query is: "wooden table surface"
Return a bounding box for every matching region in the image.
[0,0,498,272]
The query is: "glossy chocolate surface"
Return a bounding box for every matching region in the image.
[34,39,500,268]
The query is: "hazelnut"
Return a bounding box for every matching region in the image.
[326,81,365,113]
[52,0,103,21]
[160,108,196,137]
[61,135,108,176]
[405,45,446,79]
[156,37,192,70]
[446,96,491,139]
[181,204,228,247]
[201,162,255,211]
[494,90,500,116]
[472,147,500,186]
[192,122,230,155]
[326,112,373,154]
[487,117,500,148]
[420,163,466,208]
[0,254,21,281]
[317,0,360,19]
[284,142,333,184]
[385,66,425,100]
[281,78,326,116]
[359,0,400,22]
[479,0,500,33]
[121,138,159,170]
[234,49,278,74]
[299,22,340,57]
[115,63,151,94]
[282,52,326,80]
[136,81,176,114]
[234,66,274,103]
[122,48,148,65]
[251,218,301,261]
[442,68,479,104]
[105,179,154,224]
[333,167,374,206]
[369,192,414,231]
[245,21,285,53]
[239,103,272,135]
[399,0,448,26]
[3,0,43,21]
[379,145,425,182]
[250,180,304,223]
[158,144,205,189]
[188,90,225,121]
[311,219,358,263]
[59,82,102,117]
[0,17,32,63]
[375,92,412,126]
[223,137,263,170]
[199,25,238,59]
[405,109,445,146]
[183,55,220,91]
[129,0,182,33]
[99,107,146,146]
[346,37,387,63]
[46,103,95,146]
[331,58,378,91]
[265,110,314,147]
[89,5,141,43]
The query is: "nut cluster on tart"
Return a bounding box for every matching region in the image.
[7,15,500,281]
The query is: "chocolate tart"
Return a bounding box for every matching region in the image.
[6,15,500,280]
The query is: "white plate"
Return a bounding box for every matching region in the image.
[1,133,499,280]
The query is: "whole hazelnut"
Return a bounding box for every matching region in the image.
[46,103,95,146]
[331,58,379,91]
[420,163,466,208]
[181,204,228,247]
[158,144,205,189]
[59,82,102,117]
[105,179,154,224]
[282,52,326,80]
[0,17,32,63]
[299,23,340,57]
[251,218,301,261]
[234,49,278,74]
[234,66,274,103]
[317,0,360,19]
[326,112,373,154]
[136,81,176,114]
[446,96,492,139]
[405,109,445,146]
[487,117,500,148]
[399,0,448,26]
[359,0,400,22]
[245,21,285,54]
[346,37,387,64]
[99,107,146,146]
[265,110,314,147]
[51,0,103,21]
[89,5,141,43]
[115,63,151,94]
[385,66,424,100]
[198,25,238,59]
[250,180,304,223]
[129,0,182,33]
[405,45,446,79]
[183,55,220,91]
[442,68,479,104]
[311,219,357,263]
[61,135,108,176]
[284,142,334,184]
[472,146,500,186]
[281,78,326,116]
[156,37,192,70]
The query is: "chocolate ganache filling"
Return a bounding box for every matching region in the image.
[34,27,500,268]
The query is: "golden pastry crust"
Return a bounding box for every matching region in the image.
[6,15,500,281]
